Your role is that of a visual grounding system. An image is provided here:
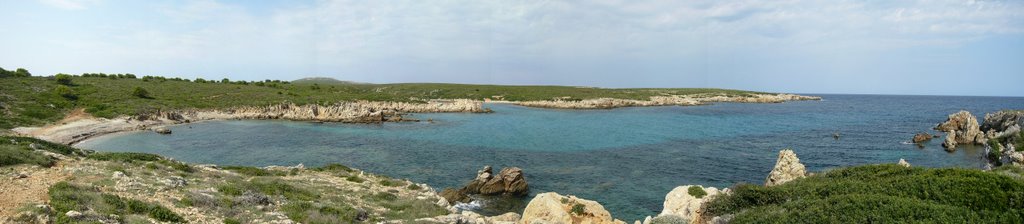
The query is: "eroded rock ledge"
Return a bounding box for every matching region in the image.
[514,93,820,109]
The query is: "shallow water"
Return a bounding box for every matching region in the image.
[78,94,1024,221]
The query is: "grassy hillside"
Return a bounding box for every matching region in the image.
[703,164,1024,223]
[0,74,764,129]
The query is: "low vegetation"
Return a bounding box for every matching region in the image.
[48,182,186,223]
[0,68,764,129]
[704,164,1024,223]
[687,186,707,198]
[0,136,80,167]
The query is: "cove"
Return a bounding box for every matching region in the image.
[77,94,1024,221]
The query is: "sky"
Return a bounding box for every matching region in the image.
[1,0,1022,96]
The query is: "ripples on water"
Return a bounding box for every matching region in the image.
[78,94,1024,221]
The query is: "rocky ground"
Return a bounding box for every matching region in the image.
[929,110,1024,168]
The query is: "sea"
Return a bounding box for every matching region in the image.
[77,94,1024,221]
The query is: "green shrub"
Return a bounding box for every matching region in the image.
[570,203,586,215]
[87,152,163,163]
[312,163,353,172]
[53,85,76,100]
[132,86,150,98]
[219,178,317,201]
[688,186,708,198]
[223,218,242,224]
[0,136,80,155]
[282,201,356,224]
[222,166,286,176]
[703,164,1024,223]
[406,184,423,191]
[378,179,405,187]
[54,73,72,85]
[651,215,689,224]
[346,176,365,183]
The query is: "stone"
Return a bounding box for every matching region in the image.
[765,149,806,187]
[14,172,29,179]
[934,110,985,150]
[29,143,43,150]
[440,187,472,204]
[912,133,933,143]
[163,176,187,188]
[112,171,126,179]
[153,127,172,134]
[519,192,625,224]
[65,210,83,219]
[444,166,530,204]
[658,185,723,222]
[898,159,911,168]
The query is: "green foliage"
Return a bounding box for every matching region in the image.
[378,179,405,187]
[311,163,353,172]
[345,176,365,183]
[651,215,689,224]
[219,177,318,201]
[570,203,586,215]
[688,186,708,199]
[53,85,76,100]
[221,166,287,176]
[703,164,1024,223]
[48,182,185,223]
[406,184,423,191]
[87,152,163,163]
[15,68,31,77]
[54,73,73,85]
[0,144,56,167]
[223,218,242,224]
[131,87,150,98]
[0,136,80,155]
[282,201,357,224]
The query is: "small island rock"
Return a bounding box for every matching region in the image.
[765,149,806,187]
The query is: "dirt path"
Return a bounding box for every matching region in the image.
[0,161,71,218]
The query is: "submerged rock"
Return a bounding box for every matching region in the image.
[934,110,985,151]
[519,192,625,224]
[765,149,806,187]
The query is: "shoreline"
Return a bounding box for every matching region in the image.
[13,93,819,146]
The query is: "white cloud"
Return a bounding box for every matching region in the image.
[38,0,97,10]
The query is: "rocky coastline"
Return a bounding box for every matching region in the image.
[12,99,487,145]
[928,110,1024,168]
[513,93,820,109]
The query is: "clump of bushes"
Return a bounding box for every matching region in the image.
[345,176,365,183]
[570,203,586,215]
[87,152,163,163]
[48,182,185,223]
[312,163,353,172]
[53,85,76,100]
[688,186,707,199]
[221,166,288,176]
[703,164,1024,223]
[0,67,31,77]
[54,73,73,85]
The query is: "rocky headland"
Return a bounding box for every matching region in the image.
[12,99,486,145]
[513,94,820,109]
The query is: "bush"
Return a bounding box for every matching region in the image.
[688,186,708,198]
[222,166,287,176]
[651,215,689,224]
[703,164,1024,223]
[312,163,353,172]
[345,176,365,183]
[49,182,185,223]
[132,87,150,98]
[0,145,56,167]
[53,85,76,100]
[87,152,163,163]
[15,68,31,77]
[570,203,586,215]
[54,73,73,85]
[378,179,405,187]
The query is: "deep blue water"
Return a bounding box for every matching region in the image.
[77,94,1024,221]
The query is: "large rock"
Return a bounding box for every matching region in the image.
[934,110,985,150]
[981,110,1024,135]
[765,149,806,187]
[442,166,530,204]
[658,185,724,223]
[519,192,625,224]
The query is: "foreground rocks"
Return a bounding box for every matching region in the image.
[764,149,807,187]
[655,185,725,223]
[934,110,985,151]
[441,166,530,204]
[519,192,625,224]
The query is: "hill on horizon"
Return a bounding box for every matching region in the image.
[291,77,366,85]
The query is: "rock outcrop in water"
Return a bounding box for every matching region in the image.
[912,133,933,143]
[441,166,529,204]
[765,149,806,187]
[514,94,820,109]
[934,110,985,151]
[981,110,1023,140]
[519,192,626,224]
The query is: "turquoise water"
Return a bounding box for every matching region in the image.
[78,94,1024,221]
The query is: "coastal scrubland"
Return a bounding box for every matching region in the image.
[0,70,763,129]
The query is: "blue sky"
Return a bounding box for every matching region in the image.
[1,0,1022,96]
